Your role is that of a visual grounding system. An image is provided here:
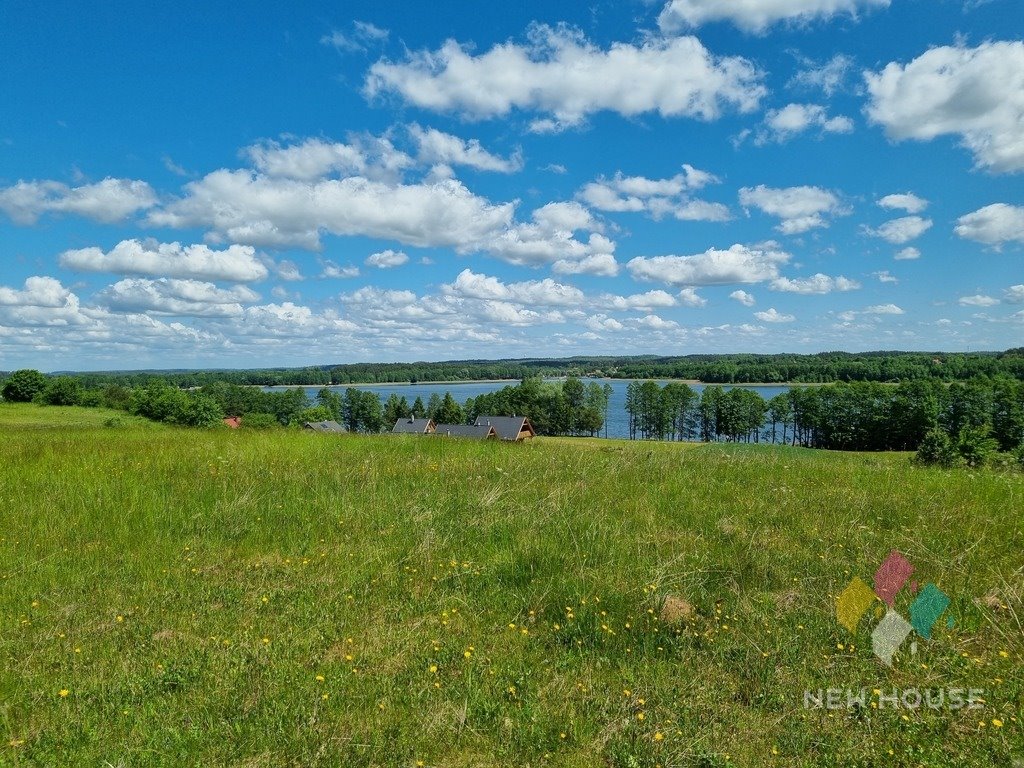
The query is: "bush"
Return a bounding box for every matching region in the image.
[1012,445,1024,470]
[295,406,334,425]
[1,369,47,402]
[955,425,1000,468]
[129,384,223,427]
[77,389,104,408]
[240,413,279,429]
[39,376,83,406]
[914,428,961,467]
[171,394,224,427]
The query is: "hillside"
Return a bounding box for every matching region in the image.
[0,404,1021,766]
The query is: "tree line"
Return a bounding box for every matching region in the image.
[622,377,1024,468]
[3,368,1022,469]
[14,348,1024,389]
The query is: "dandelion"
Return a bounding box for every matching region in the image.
[322,693,329,700]
[654,732,664,742]
[999,650,1009,658]
[315,675,325,682]
[992,719,1003,728]
[59,689,69,698]
[429,664,438,674]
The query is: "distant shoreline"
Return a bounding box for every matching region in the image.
[257,378,819,388]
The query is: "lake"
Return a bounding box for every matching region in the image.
[274,379,794,440]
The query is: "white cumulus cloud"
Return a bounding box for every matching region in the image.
[788,54,855,97]
[602,290,678,311]
[442,269,584,307]
[59,240,269,282]
[148,170,514,251]
[551,253,620,277]
[578,165,728,221]
[96,278,260,317]
[729,289,756,306]
[365,249,409,269]
[627,243,791,286]
[0,276,73,307]
[485,201,614,268]
[865,41,1024,173]
[364,24,765,128]
[865,215,933,244]
[894,246,921,260]
[770,273,860,294]
[954,203,1024,246]
[754,307,796,322]
[658,0,889,34]
[878,192,928,214]
[0,178,156,224]
[756,103,854,144]
[958,294,999,307]
[739,184,848,234]
[409,125,522,173]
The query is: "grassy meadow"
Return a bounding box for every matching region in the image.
[0,403,1021,767]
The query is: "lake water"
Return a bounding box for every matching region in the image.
[276,379,793,440]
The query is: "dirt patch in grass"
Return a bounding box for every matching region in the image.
[659,594,695,623]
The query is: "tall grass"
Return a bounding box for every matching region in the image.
[0,404,1021,766]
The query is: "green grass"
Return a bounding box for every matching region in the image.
[0,403,1021,767]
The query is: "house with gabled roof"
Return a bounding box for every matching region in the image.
[392,417,436,434]
[473,415,536,441]
[303,420,346,433]
[429,423,498,439]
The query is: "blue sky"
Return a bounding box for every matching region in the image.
[1,0,1022,371]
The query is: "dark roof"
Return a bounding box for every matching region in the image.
[392,417,435,434]
[303,420,346,433]
[429,423,497,439]
[473,415,536,440]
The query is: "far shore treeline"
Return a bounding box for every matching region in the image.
[2,351,1023,470]
[24,349,1024,388]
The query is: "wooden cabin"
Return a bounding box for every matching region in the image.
[429,423,498,439]
[303,420,346,433]
[392,417,436,434]
[473,415,536,441]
